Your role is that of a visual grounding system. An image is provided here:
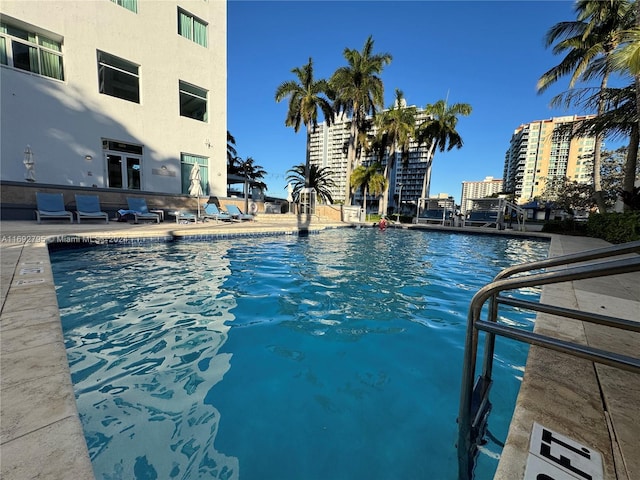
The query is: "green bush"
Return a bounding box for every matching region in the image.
[541,219,588,236]
[586,212,640,244]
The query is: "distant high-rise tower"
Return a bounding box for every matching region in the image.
[309,108,432,210]
[503,115,596,204]
[460,176,504,214]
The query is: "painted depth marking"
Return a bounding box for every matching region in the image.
[20,267,44,275]
[524,422,603,480]
[15,278,45,286]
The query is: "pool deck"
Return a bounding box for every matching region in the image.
[0,217,637,479]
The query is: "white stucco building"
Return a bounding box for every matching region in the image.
[1,0,226,197]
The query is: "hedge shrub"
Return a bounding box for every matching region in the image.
[586,212,640,244]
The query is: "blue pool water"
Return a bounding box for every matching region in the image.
[51,228,549,480]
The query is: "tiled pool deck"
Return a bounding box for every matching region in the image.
[1,217,638,479]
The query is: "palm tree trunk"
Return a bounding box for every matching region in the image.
[363,185,368,222]
[592,70,611,213]
[380,147,395,215]
[592,135,606,212]
[622,123,639,210]
[305,127,312,188]
[632,6,640,208]
[418,143,436,214]
[345,118,359,206]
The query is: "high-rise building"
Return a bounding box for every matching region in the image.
[1,0,227,196]
[503,115,596,204]
[309,108,432,211]
[460,176,503,213]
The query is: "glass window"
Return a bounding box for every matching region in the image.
[0,22,64,80]
[179,81,207,121]
[180,154,209,195]
[0,37,6,65]
[97,50,139,103]
[110,0,138,13]
[178,8,208,47]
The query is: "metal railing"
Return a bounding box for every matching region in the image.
[456,240,640,480]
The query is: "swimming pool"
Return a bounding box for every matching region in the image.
[51,228,549,480]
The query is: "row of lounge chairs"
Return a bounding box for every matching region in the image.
[169,203,254,223]
[35,192,110,224]
[34,192,254,224]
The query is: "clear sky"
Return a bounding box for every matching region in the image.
[227,0,588,204]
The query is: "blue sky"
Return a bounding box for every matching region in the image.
[228,0,588,203]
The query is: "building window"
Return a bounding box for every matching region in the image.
[103,140,143,190]
[0,22,64,80]
[97,51,139,103]
[179,81,207,121]
[110,0,137,13]
[181,154,209,195]
[178,8,207,47]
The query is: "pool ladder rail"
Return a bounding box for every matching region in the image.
[456,240,640,480]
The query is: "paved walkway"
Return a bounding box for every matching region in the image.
[0,218,637,479]
[494,235,639,480]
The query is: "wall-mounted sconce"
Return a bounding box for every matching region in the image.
[161,165,168,170]
[84,155,93,161]
[23,145,35,182]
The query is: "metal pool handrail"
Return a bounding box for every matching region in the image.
[456,240,640,480]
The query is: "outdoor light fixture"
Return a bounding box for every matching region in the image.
[23,145,35,182]
[84,154,93,161]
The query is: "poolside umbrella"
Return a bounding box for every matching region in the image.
[189,162,204,220]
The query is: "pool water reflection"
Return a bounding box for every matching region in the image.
[51,228,548,480]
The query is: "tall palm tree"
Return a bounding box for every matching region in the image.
[330,35,392,206]
[374,89,416,215]
[538,0,634,212]
[564,83,638,210]
[275,58,334,188]
[416,99,472,212]
[611,3,640,206]
[350,162,386,220]
[286,163,336,204]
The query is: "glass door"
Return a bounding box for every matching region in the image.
[105,151,142,190]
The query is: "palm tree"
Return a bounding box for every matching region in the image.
[611,3,640,207]
[415,99,472,213]
[374,89,416,215]
[538,0,634,212]
[561,84,638,210]
[234,156,267,212]
[350,162,386,221]
[227,154,242,176]
[330,35,392,206]
[286,164,337,204]
[275,58,334,188]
